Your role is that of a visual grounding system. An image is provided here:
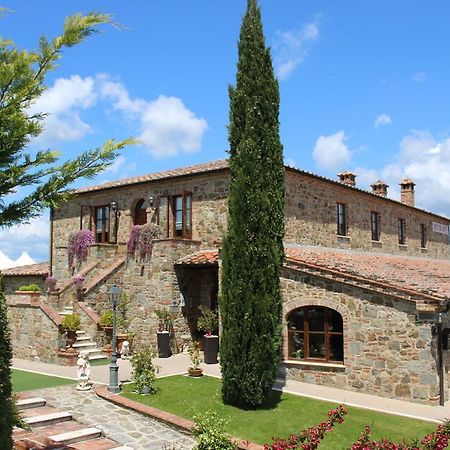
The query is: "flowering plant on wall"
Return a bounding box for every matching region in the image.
[68,229,95,268]
[45,276,57,293]
[72,275,85,299]
[127,223,163,260]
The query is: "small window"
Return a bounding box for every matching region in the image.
[337,203,347,236]
[398,218,406,245]
[371,211,380,241]
[168,192,192,239]
[420,224,427,249]
[288,306,344,363]
[95,206,110,243]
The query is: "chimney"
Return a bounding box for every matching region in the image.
[371,180,389,197]
[400,178,415,207]
[337,171,356,187]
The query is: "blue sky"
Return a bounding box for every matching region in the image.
[2,0,450,262]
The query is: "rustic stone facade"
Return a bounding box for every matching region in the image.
[280,267,441,405]
[5,160,450,405]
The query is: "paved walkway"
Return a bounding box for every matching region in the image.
[13,354,450,423]
[28,384,195,449]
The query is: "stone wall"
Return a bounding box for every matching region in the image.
[2,275,45,295]
[7,302,60,363]
[285,170,450,258]
[280,267,441,405]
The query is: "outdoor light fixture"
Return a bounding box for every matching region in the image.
[108,284,122,394]
[148,196,155,209]
[110,201,118,213]
[169,299,180,313]
[436,310,446,406]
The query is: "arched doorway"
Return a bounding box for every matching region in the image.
[134,199,147,225]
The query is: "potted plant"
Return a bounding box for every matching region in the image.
[188,341,203,377]
[45,276,57,294]
[197,306,219,364]
[61,314,81,352]
[131,346,159,394]
[155,308,172,358]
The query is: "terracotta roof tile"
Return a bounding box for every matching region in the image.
[178,246,450,301]
[0,262,49,277]
[177,250,219,266]
[285,245,450,301]
[74,159,229,194]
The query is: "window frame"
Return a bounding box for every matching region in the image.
[420,223,427,249]
[158,192,192,239]
[371,211,381,241]
[398,218,406,245]
[336,203,347,236]
[94,205,110,243]
[287,306,344,363]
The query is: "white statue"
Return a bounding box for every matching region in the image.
[121,340,130,359]
[76,353,92,391]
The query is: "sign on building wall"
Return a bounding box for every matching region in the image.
[432,222,449,235]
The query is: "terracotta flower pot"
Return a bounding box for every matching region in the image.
[188,367,203,377]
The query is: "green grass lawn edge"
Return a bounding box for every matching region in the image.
[121,375,435,449]
[12,369,75,393]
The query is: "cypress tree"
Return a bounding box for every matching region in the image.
[0,288,14,449]
[220,0,285,407]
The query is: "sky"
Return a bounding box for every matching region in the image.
[2,0,450,262]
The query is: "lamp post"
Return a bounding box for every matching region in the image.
[108,284,122,393]
[436,311,445,406]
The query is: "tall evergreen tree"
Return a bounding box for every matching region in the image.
[220,0,285,407]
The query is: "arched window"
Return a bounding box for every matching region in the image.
[134,199,147,225]
[287,306,343,362]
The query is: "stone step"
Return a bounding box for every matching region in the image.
[76,330,86,335]
[16,397,46,411]
[25,411,72,427]
[21,405,61,419]
[72,341,97,349]
[89,354,110,361]
[59,310,74,316]
[49,427,102,445]
[69,438,131,450]
[75,335,91,341]
[83,348,107,356]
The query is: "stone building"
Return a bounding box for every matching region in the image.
[4,159,450,405]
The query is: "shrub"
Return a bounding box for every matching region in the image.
[17,284,40,292]
[99,310,113,328]
[61,314,81,331]
[131,346,158,394]
[188,341,202,371]
[192,411,235,450]
[264,405,347,450]
[68,229,95,268]
[0,289,14,448]
[155,308,173,332]
[197,306,219,336]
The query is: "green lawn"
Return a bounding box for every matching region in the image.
[12,369,75,393]
[122,375,435,449]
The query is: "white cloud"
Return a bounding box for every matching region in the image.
[99,77,208,158]
[374,113,392,128]
[313,130,351,171]
[273,20,320,80]
[28,75,97,144]
[412,72,426,82]
[0,216,49,262]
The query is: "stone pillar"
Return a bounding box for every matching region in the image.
[371,180,389,197]
[400,178,415,207]
[337,171,356,187]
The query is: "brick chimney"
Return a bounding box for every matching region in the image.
[337,171,356,187]
[400,178,415,207]
[371,180,389,197]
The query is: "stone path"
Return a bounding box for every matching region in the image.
[29,385,195,450]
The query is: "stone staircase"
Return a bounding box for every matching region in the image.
[14,395,132,449]
[60,306,109,363]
